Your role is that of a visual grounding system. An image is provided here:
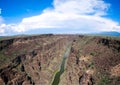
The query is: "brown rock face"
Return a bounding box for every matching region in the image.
[0,34,74,85]
[0,35,120,85]
[59,36,120,85]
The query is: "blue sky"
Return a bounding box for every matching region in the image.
[0,0,120,35]
[105,0,120,22]
[0,0,53,23]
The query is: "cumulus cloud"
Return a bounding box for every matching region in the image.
[0,16,5,35]
[54,0,110,16]
[0,0,120,34]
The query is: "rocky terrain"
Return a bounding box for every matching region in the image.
[59,36,120,85]
[0,34,120,85]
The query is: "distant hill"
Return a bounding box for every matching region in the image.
[0,36,7,39]
[0,36,5,38]
[99,31,120,36]
[91,31,120,36]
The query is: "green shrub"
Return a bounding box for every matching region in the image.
[100,75,111,85]
[90,52,94,56]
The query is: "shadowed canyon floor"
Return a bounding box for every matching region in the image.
[0,34,120,85]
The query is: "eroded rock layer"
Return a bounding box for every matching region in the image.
[59,36,120,85]
[0,35,120,85]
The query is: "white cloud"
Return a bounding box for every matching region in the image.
[0,16,5,35]
[0,27,5,34]
[54,0,110,16]
[0,0,120,34]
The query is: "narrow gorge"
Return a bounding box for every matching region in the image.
[52,43,72,85]
[0,35,120,85]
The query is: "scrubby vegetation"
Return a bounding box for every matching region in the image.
[0,34,120,85]
[59,35,120,85]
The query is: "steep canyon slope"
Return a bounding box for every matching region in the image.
[0,35,120,85]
